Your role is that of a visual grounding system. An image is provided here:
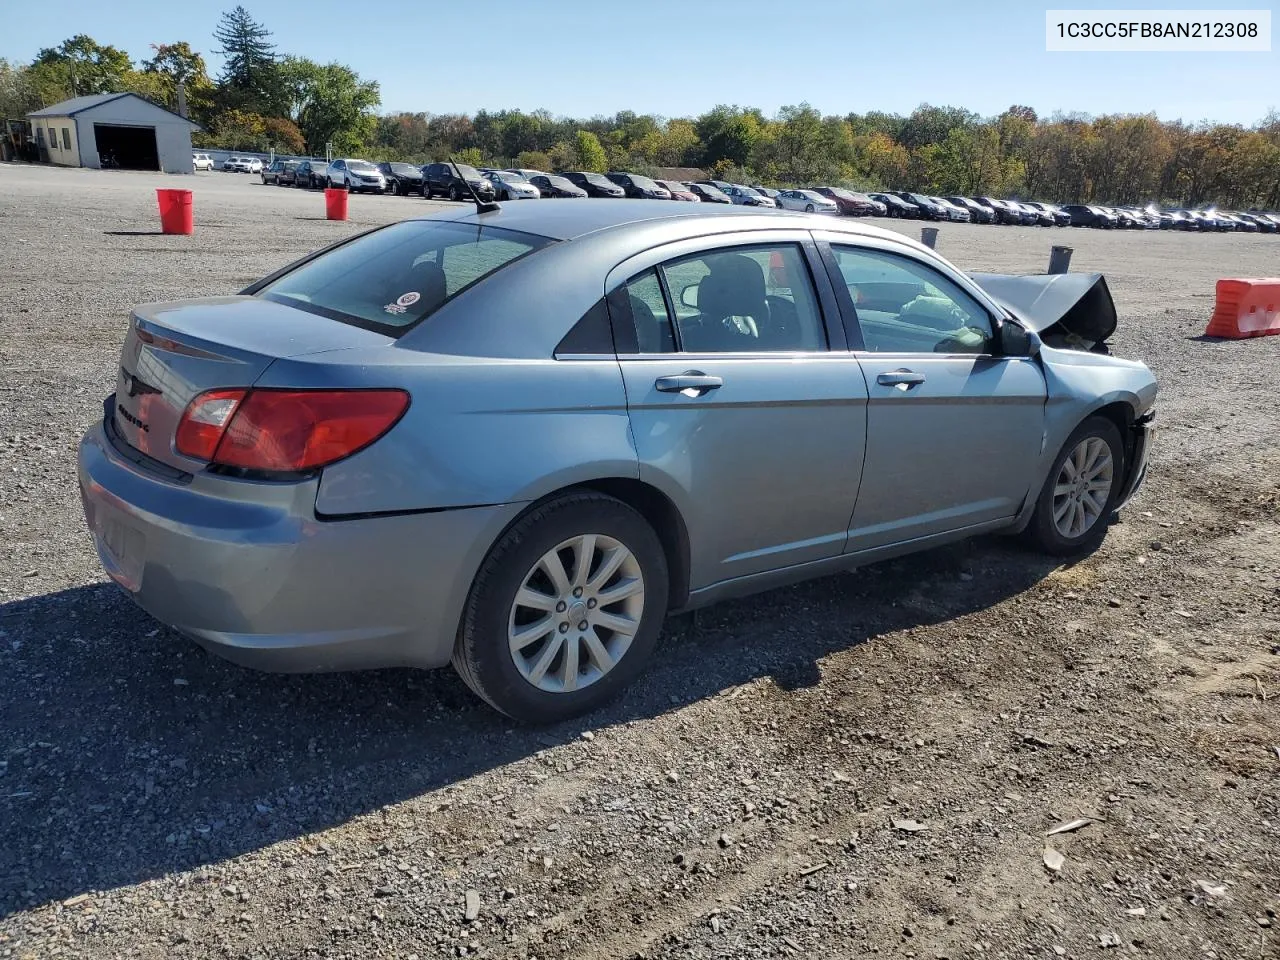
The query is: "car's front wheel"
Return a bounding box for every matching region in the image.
[450,184,463,202]
[1026,416,1125,556]
[453,492,669,723]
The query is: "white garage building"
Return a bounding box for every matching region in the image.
[28,93,200,174]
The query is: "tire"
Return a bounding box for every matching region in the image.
[453,492,669,723]
[389,179,399,195]
[450,184,462,202]
[422,184,431,198]
[1025,416,1125,556]
[805,203,814,213]
[501,189,511,201]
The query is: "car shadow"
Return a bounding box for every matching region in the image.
[0,536,1063,917]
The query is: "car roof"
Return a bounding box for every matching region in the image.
[417,198,925,244]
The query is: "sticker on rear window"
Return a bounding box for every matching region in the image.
[384,291,421,315]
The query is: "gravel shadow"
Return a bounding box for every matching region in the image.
[0,538,1061,917]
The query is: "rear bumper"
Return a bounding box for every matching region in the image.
[77,419,522,672]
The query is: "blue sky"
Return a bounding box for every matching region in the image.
[6,0,1277,123]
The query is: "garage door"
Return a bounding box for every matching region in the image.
[93,124,159,171]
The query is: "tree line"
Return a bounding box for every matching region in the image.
[1,9,1277,208]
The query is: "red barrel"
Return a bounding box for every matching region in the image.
[155,189,194,235]
[325,187,349,221]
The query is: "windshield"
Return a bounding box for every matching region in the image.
[546,176,574,189]
[495,172,526,182]
[347,160,377,173]
[800,191,827,202]
[390,163,419,175]
[452,164,481,179]
[581,173,612,186]
[259,221,553,336]
[697,185,729,199]
[628,175,661,191]
[735,185,762,197]
[829,188,855,200]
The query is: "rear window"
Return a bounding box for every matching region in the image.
[259,220,554,336]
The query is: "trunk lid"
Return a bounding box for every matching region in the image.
[112,296,393,471]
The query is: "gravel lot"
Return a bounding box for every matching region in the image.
[1,164,1277,960]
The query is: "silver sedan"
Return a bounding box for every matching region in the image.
[78,202,1156,722]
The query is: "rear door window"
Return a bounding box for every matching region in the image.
[258,221,554,336]
[616,244,827,354]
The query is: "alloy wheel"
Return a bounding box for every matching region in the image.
[507,534,644,694]
[1052,436,1114,539]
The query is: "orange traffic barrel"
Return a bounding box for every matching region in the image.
[155,189,194,235]
[325,186,349,221]
[1205,278,1280,338]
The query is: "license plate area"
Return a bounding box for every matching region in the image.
[96,514,145,592]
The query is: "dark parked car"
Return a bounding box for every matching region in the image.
[751,186,781,204]
[945,196,995,223]
[686,182,731,204]
[868,192,917,218]
[261,159,299,186]
[295,160,328,190]
[564,171,626,198]
[971,197,1021,225]
[527,174,588,198]
[815,187,877,216]
[655,179,699,201]
[1060,204,1115,228]
[606,172,672,200]
[1239,212,1277,233]
[1023,202,1072,226]
[1008,201,1053,226]
[377,162,425,196]
[421,162,496,202]
[890,192,948,221]
[998,200,1040,226]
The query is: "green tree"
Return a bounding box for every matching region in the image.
[695,105,761,167]
[516,149,553,171]
[0,59,40,116]
[277,56,379,154]
[140,42,213,117]
[574,130,608,171]
[213,6,280,114]
[31,35,132,99]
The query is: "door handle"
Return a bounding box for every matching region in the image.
[876,369,926,389]
[655,372,723,396]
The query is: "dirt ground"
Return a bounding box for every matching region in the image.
[0,164,1277,960]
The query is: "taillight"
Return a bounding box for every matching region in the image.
[176,389,409,473]
[175,389,246,460]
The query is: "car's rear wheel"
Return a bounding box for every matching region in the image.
[453,492,669,723]
[1026,417,1124,556]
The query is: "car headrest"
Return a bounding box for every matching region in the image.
[696,253,767,321]
[407,260,447,312]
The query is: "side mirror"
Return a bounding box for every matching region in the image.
[998,320,1040,358]
[680,285,699,309]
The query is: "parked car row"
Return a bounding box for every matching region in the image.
[239,154,1280,233]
